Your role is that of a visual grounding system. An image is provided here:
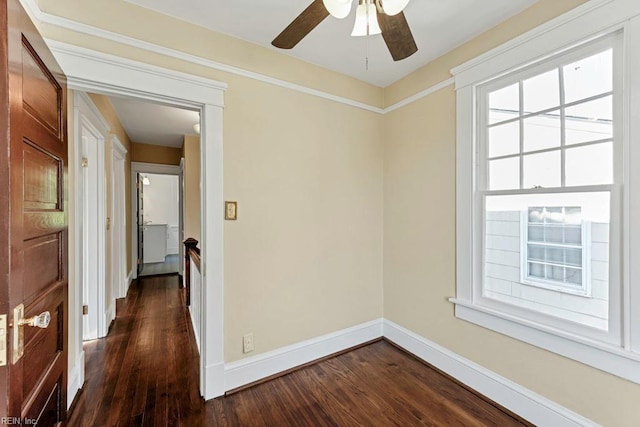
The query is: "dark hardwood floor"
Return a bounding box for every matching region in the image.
[69,275,530,427]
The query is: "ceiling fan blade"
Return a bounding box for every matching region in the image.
[272,0,330,49]
[378,11,418,61]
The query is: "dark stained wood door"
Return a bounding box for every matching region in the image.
[1,0,68,424]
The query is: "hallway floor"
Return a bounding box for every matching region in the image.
[69,276,529,426]
[140,254,180,277]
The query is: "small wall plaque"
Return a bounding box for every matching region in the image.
[225,201,237,220]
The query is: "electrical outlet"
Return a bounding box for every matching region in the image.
[243,333,254,353]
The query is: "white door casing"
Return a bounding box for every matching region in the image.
[52,41,227,402]
[111,135,128,300]
[75,92,109,342]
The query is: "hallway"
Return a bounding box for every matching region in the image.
[69,275,203,426]
[69,276,528,426]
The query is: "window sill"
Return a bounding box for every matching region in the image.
[448,297,640,384]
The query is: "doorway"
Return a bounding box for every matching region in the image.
[134,170,183,277]
[55,41,226,402]
[75,93,109,342]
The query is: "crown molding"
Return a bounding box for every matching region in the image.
[18,0,459,115]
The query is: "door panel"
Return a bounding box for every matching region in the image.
[2,0,68,424]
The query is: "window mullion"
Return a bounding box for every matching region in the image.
[559,66,567,188]
[519,81,524,190]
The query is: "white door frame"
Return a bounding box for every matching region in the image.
[131,162,183,279]
[111,135,128,300]
[75,92,109,342]
[51,40,226,401]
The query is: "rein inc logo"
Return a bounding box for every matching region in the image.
[1,418,37,425]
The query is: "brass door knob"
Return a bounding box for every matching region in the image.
[18,311,51,329]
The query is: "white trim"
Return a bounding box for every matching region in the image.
[451,0,615,78]
[21,0,459,114]
[110,135,128,302]
[67,350,85,409]
[200,104,225,399]
[127,270,133,290]
[382,320,598,427]
[452,1,640,89]
[384,78,455,113]
[450,299,640,384]
[41,26,381,113]
[224,319,384,392]
[55,48,225,400]
[75,91,108,342]
[111,133,127,156]
[454,0,640,383]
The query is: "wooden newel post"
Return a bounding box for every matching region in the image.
[184,238,198,306]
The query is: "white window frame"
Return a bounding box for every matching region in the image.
[520,207,591,298]
[451,0,640,385]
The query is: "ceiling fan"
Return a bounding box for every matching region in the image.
[272,0,418,62]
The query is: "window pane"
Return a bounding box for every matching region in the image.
[528,225,544,241]
[565,267,583,285]
[564,227,582,245]
[489,157,520,190]
[489,83,519,125]
[523,151,561,188]
[528,207,544,223]
[489,121,520,158]
[523,69,560,113]
[565,248,582,266]
[523,111,561,152]
[565,142,613,186]
[545,207,563,224]
[566,115,612,146]
[563,49,612,104]
[565,95,612,123]
[545,225,563,243]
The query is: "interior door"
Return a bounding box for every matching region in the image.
[1,0,68,424]
[137,173,145,276]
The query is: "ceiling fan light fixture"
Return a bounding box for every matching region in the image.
[381,0,410,16]
[351,1,381,36]
[322,0,352,19]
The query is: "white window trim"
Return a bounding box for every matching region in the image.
[452,0,640,384]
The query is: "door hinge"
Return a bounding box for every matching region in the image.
[82,157,89,168]
[82,305,89,315]
[0,314,6,366]
[137,181,142,189]
[137,259,141,265]
[106,217,111,231]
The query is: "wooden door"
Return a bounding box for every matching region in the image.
[137,173,144,276]
[0,0,68,424]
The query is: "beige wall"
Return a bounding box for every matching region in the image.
[39,0,384,364]
[183,135,200,243]
[87,94,133,273]
[382,1,640,425]
[42,0,640,424]
[131,142,182,166]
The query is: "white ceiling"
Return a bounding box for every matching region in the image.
[124,0,538,87]
[109,96,200,147]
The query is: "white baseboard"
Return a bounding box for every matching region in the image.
[204,362,225,400]
[224,318,384,392]
[382,320,598,427]
[67,350,85,409]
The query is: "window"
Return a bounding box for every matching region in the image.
[479,40,615,334]
[453,3,640,384]
[524,206,586,294]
